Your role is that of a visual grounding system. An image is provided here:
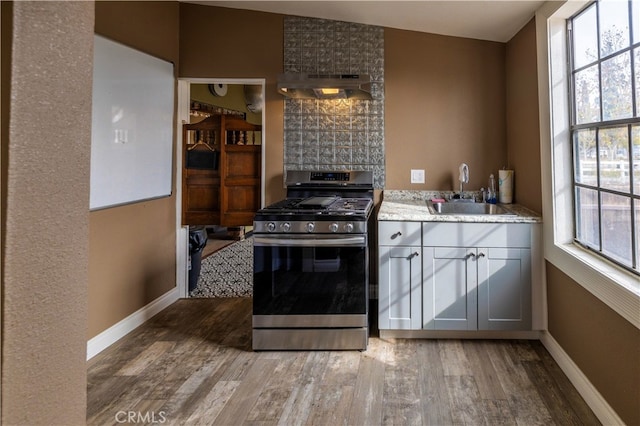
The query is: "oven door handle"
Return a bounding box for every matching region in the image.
[254,235,366,247]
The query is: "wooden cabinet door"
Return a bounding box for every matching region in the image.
[220,145,261,227]
[378,246,422,330]
[423,247,478,330]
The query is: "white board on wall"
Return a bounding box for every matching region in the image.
[90,35,174,210]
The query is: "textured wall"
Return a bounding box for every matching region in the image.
[2,2,94,424]
[282,17,385,188]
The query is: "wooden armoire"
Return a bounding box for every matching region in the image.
[182,114,261,227]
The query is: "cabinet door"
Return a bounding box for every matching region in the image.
[477,248,531,330]
[379,246,422,330]
[423,247,477,330]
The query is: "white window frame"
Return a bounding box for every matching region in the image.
[536,0,640,329]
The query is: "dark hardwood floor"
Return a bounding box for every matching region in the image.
[87,298,600,425]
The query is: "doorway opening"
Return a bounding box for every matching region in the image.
[176,79,265,298]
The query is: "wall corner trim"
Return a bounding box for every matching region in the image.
[540,331,623,425]
[86,289,179,360]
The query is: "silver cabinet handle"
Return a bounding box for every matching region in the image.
[477,252,485,258]
[391,231,402,239]
[407,251,419,260]
[467,252,476,259]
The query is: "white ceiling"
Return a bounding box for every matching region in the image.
[183,1,547,43]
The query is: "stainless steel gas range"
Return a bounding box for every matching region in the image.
[252,170,374,350]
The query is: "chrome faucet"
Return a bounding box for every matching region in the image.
[458,163,469,194]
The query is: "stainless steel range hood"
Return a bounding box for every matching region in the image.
[277,73,372,100]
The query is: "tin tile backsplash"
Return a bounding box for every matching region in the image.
[283,16,385,188]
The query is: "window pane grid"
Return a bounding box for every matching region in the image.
[570,0,639,274]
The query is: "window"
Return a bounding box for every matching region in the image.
[569,0,640,275]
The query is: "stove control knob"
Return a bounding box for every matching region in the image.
[306,222,315,232]
[345,223,354,233]
[267,222,276,232]
[282,222,291,232]
[329,223,339,233]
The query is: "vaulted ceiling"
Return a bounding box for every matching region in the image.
[183,1,546,43]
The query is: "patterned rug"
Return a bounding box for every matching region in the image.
[190,237,253,298]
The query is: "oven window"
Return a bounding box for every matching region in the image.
[253,244,368,315]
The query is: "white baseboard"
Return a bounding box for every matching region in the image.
[86,288,179,360]
[540,331,624,425]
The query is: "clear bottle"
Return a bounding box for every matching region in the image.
[487,174,497,204]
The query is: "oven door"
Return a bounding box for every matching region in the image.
[253,234,368,327]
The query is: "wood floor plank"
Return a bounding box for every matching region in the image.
[245,386,291,424]
[87,376,137,424]
[213,359,280,425]
[87,299,600,425]
[298,351,331,385]
[522,360,587,426]
[218,349,259,382]
[530,341,601,425]
[487,342,555,425]
[444,375,484,425]
[439,339,472,376]
[116,341,175,376]
[481,399,517,426]
[306,351,360,425]
[382,339,422,425]
[307,385,354,426]
[321,350,361,386]
[142,339,217,401]
[347,337,386,425]
[184,380,241,425]
[246,352,308,423]
[276,382,317,425]
[463,340,507,400]
[159,354,230,421]
[416,339,453,426]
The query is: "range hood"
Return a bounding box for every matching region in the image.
[277,73,372,100]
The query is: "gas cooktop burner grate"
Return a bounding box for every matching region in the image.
[260,196,372,215]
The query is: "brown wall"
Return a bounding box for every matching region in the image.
[546,263,640,425]
[89,1,180,338]
[506,19,639,425]
[179,4,286,205]
[506,19,542,213]
[2,2,94,423]
[384,29,506,191]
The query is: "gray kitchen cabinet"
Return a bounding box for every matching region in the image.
[422,246,478,330]
[422,222,532,331]
[477,247,531,330]
[378,221,422,330]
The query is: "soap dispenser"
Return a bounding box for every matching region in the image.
[487,174,497,204]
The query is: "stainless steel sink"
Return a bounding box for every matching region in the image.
[428,201,516,216]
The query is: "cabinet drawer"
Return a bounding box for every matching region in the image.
[379,221,422,246]
[423,222,531,248]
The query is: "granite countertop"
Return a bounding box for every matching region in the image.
[377,190,542,224]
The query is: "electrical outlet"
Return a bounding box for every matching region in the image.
[411,169,425,184]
